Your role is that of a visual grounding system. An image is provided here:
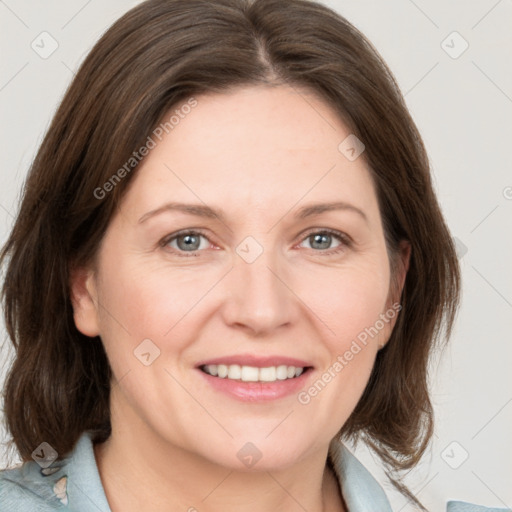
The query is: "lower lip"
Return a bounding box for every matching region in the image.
[197,368,313,402]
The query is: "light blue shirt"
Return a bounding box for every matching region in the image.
[0,431,509,511]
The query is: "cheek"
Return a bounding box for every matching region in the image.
[95,256,211,353]
[301,258,391,342]
[297,260,389,406]
[299,275,386,432]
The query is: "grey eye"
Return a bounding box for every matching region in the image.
[167,232,209,252]
[301,232,342,251]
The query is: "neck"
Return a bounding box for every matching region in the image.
[94,402,346,512]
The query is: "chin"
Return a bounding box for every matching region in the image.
[193,435,317,472]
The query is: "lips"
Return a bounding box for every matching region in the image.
[195,354,314,400]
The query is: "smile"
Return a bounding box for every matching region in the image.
[201,364,306,382]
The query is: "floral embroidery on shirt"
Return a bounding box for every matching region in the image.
[53,476,68,506]
[41,466,61,476]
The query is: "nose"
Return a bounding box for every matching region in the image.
[220,243,299,336]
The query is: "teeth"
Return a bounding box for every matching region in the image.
[227,364,241,380]
[202,364,306,382]
[276,365,288,380]
[259,367,276,382]
[241,366,259,382]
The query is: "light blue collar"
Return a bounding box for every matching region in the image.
[328,437,393,511]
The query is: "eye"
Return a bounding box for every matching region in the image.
[297,229,350,255]
[160,230,212,256]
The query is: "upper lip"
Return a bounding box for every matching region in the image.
[196,354,313,369]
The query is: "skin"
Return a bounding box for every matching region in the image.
[71,85,410,512]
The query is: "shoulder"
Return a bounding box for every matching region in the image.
[0,431,100,512]
[0,460,68,511]
[328,439,511,512]
[447,501,512,512]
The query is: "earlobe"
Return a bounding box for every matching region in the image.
[390,240,411,308]
[397,240,411,293]
[69,266,100,337]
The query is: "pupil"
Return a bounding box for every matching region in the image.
[179,234,199,251]
[312,233,330,250]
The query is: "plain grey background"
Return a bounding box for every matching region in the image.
[1,1,511,510]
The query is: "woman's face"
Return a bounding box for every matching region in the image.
[72,85,408,470]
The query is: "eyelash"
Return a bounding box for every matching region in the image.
[159,228,352,258]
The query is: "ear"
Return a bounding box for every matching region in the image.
[69,265,100,337]
[379,240,411,349]
[394,240,411,300]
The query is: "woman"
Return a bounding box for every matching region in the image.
[0,0,506,510]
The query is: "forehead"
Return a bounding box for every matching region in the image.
[121,85,379,223]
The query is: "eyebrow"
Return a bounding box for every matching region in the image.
[138,200,368,224]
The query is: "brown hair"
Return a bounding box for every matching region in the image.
[0,0,460,507]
